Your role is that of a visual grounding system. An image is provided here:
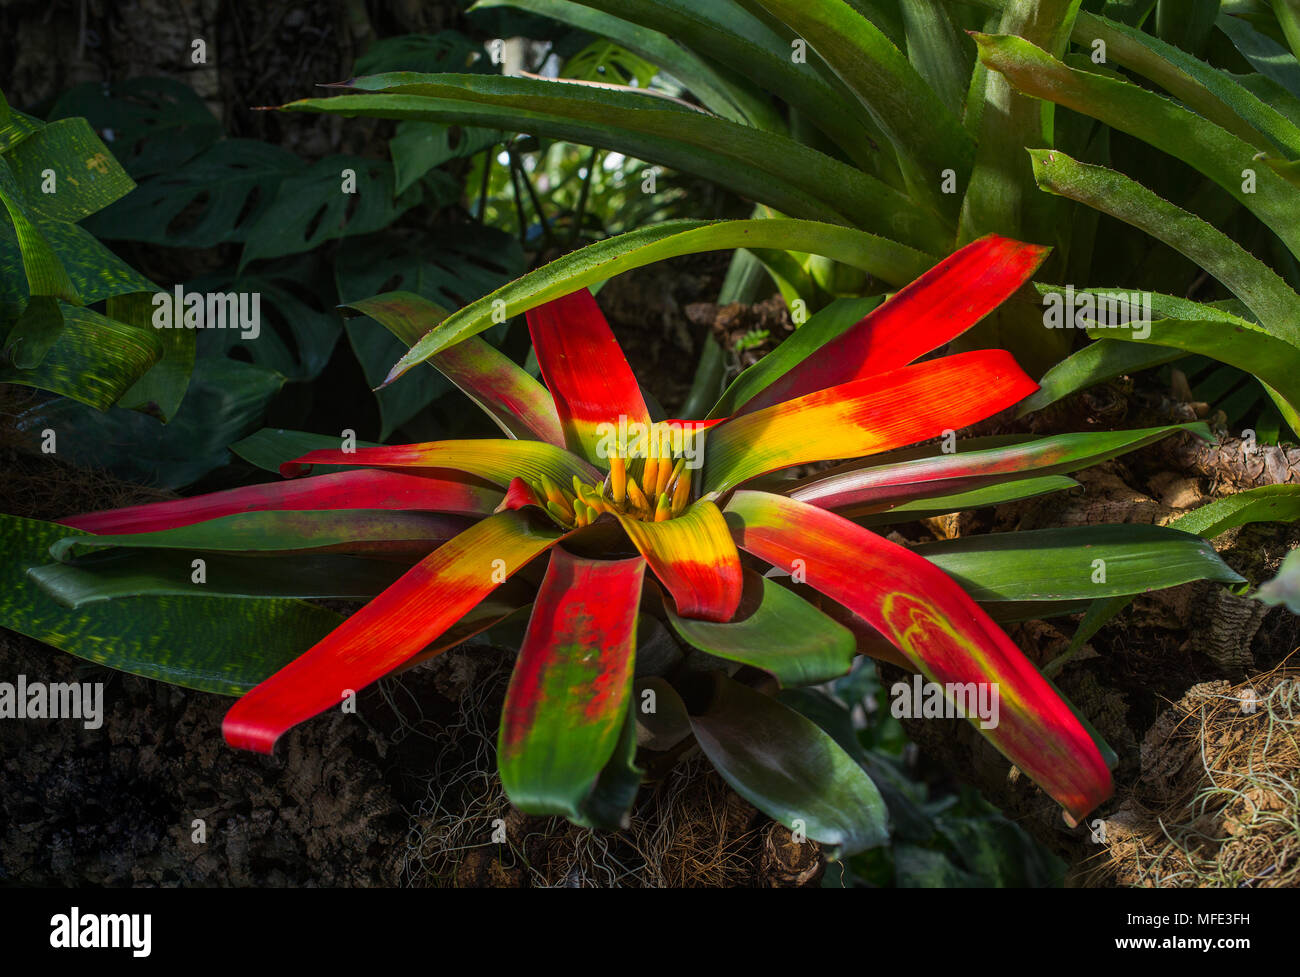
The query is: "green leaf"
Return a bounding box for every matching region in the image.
[5,118,136,223]
[554,0,891,168]
[0,304,162,410]
[85,139,301,247]
[960,0,1083,244]
[385,219,935,384]
[562,38,659,86]
[108,290,194,422]
[902,0,974,116]
[190,259,342,384]
[388,120,496,196]
[50,78,222,178]
[1017,337,1184,416]
[664,570,856,686]
[35,217,156,302]
[1028,151,1300,343]
[915,524,1245,601]
[749,0,973,205]
[1028,150,1300,429]
[690,673,890,858]
[857,475,1080,525]
[29,552,407,606]
[570,696,643,830]
[1054,484,1300,667]
[240,155,420,267]
[1074,11,1300,157]
[1219,10,1300,97]
[1155,0,1220,56]
[4,296,64,369]
[471,0,784,129]
[284,78,944,247]
[0,514,340,696]
[1168,483,1300,537]
[9,357,283,489]
[977,31,1300,258]
[1252,547,1300,611]
[0,161,79,303]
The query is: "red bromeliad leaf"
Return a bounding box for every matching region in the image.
[281,438,602,486]
[702,350,1039,494]
[724,490,1113,821]
[786,424,1206,516]
[525,289,651,465]
[499,476,545,513]
[342,291,564,446]
[222,510,567,753]
[615,499,742,623]
[733,235,1049,414]
[498,548,645,817]
[61,470,503,534]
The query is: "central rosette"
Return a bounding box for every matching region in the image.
[534,419,698,527]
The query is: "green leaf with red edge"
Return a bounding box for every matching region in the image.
[702,350,1039,494]
[727,235,1050,417]
[499,548,645,818]
[281,438,602,486]
[340,290,564,446]
[723,490,1114,821]
[786,423,1207,516]
[663,569,855,686]
[525,288,652,465]
[615,499,742,623]
[688,672,889,858]
[61,469,502,535]
[50,509,473,561]
[223,509,568,753]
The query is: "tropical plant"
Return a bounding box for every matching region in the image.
[9,45,525,489]
[0,85,174,416]
[4,236,1246,852]
[276,0,1300,439]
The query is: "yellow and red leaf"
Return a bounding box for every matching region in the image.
[703,350,1039,493]
[281,438,601,487]
[614,499,742,623]
[222,510,567,753]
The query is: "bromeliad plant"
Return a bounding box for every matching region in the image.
[6,235,1247,852]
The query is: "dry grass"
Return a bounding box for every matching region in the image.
[388,654,770,888]
[1085,660,1300,887]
